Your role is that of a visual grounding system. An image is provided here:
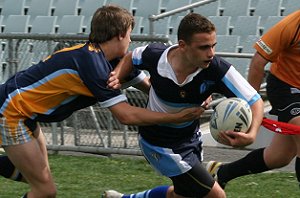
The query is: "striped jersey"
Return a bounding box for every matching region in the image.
[132,43,261,147]
[0,42,143,123]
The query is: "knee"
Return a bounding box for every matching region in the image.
[205,182,226,198]
[35,186,57,198]
[45,185,57,198]
[265,153,294,168]
[42,181,57,198]
[30,179,57,197]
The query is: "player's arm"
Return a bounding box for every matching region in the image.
[248,52,269,91]
[108,101,204,126]
[219,98,264,147]
[131,76,150,94]
[108,52,134,90]
[246,98,264,140]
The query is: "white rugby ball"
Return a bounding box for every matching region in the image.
[209,97,252,143]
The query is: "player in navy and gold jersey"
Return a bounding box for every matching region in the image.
[0,5,204,198]
[104,13,264,198]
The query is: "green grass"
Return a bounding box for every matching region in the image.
[0,153,300,198]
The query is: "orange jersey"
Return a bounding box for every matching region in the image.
[254,10,300,88]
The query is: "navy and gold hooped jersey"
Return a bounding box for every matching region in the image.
[132,43,261,147]
[0,42,142,123]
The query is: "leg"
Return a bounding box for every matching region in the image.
[0,155,26,182]
[207,132,297,187]
[290,116,300,187]
[4,127,56,198]
[296,156,300,187]
[0,125,49,183]
[103,186,170,198]
[104,163,225,198]
[170,161,225,198]
[33,124,51,170]
[263,133,296,168]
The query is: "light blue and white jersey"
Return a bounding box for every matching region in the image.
[132,43,260,147]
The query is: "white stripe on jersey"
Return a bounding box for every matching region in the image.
[147,87,196,128]
[222,66,259,105]
[121,70,147,89]
[98,94,127,108]
[132,45,148,65]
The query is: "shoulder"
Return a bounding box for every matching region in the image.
[209,56,231,71]
[143,43,169,56]
[139,43,169,64]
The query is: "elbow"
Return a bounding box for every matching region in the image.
[115,113,136,125]
[118,117,131,125]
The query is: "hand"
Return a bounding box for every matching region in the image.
[173,107,205,123]
[107,71,121,89]
[217,130,255,148]
[201,95,213,109]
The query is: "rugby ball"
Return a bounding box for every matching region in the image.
[209,98,252,143]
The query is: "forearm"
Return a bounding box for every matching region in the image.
[109,102,201,126]
[109,102,177,126]
[115,52,134,81]
[132,77,150,94]
[247,98,264,141]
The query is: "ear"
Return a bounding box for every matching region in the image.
[178,40,186,49]
[118,32,126,40]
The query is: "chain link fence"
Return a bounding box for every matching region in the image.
[0,33,259,155]
[0,34,171,155]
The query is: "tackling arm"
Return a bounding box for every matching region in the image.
[132,76,151,94]
[108,52,134,90]
[109,101,204,126]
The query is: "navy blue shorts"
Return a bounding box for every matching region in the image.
[139,131,215,197]
[267,73,300,122]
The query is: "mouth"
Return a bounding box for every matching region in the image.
[203,60,211,66]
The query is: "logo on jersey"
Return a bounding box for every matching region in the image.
[199,80,215,94]
[179,90,186,98]
[151,152,161,161]
[290,108,300,116]
[256,39,272,55]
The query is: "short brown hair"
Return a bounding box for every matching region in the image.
[89,5,135,44]
[177,13,215,43]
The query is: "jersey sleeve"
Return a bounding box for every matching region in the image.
[121,71,147,89]
[77,51,127,108]
[254,17,296,62]
[132,43,167,71]
[214,57,261,106]
[132,45,148,69]
[221,66,261,106]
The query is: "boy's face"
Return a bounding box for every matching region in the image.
[181,31,217,69]
[118,27,132,57]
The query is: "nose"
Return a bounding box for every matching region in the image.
[207,46,215,58]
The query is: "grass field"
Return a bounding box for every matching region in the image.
[0,152,300,198]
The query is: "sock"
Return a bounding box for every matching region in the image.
[218,148,269,183]
[0,155,24,182]
[122,185,169,198]
[295,157,300,187]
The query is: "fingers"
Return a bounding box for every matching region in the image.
[219,131,253,147]
[178,107,205,123]
[201,95,213,109]
[107,72,121,89]
[218,132,232,146]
